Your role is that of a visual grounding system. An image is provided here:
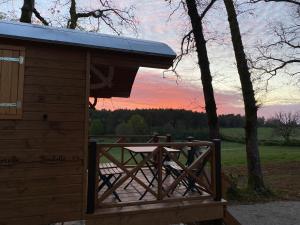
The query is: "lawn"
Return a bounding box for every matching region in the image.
[220,127,300,142]
[98,137,300,167]
[221,141,300,200]
[221,141,300,166]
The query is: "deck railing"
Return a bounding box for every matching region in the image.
[86,135,221,213]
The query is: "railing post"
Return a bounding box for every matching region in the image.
[213,139,222,201]
[166,134,171,143]
[121,137,126,164]
[153,133,159,143]
[87,141,97,214]
[186,136,195,166]
[157,146,163,200]
[186,136,196,190]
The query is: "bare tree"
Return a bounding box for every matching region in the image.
[185,0,220,139]
[249,0,300,86]
[18,0,136,34]
[166,0,220,139]
[274,112,300,143]
[223,0,266,192]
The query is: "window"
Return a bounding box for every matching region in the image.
[0,45,25,119]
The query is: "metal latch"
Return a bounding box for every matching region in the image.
[0,101,22,108]
[0,56,24,64]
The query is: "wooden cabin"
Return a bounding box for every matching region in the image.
[0,21,228,225]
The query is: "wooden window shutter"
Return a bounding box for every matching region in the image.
[0,45,25,119]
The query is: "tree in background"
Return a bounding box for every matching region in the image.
[249,0,300,87]
[166,0,220,139]
[89,119,105,136]
[115,122,133,135]
[223,0,266,192]
[127,114,149,134]
[273,112,300,143]
[116,114,148,135]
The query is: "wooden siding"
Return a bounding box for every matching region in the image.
[0,44,87,225]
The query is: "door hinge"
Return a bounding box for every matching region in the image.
[0,56,24,64]
[0,102,22,108]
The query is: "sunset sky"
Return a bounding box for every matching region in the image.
[1,0,299,118]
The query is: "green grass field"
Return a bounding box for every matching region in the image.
[220,127,300,142]
[220,127,300,166]
[98,128,300,167]
[100,141,300,166]
[221,141,300,166]
[98,139,300,167]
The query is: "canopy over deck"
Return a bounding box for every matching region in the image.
[0,21,176,98]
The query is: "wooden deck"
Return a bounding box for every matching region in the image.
[85,139,225,225]
[98,168,211,207]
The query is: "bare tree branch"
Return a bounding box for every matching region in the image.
[33,7,49,25]
[249,0,300,86]
[165,0,218,77]
[249,0,300,6]
[89,97,98,110]
[199,0,217,20]
[67,0,136,34]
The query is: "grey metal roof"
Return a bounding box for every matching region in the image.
[0,20,176,58]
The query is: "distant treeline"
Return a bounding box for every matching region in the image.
[90,109,270,139]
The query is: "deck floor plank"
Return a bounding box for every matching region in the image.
[97,168,210,206]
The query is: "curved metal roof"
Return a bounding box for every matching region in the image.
[0,20,176,59]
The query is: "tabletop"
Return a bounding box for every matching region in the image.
[124,146,180,153]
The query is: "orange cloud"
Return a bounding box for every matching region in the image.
[95,71,244,115]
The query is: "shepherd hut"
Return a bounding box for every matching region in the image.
[0,21,228,225]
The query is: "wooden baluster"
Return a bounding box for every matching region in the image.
[166,134,171,158]
[166,134,171,143]
[121,137,125,164]
[157,146,163,200]
[186,136,195,192]
[153,133,159,143]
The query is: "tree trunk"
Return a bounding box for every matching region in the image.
[68,0,78,29]
[185,0,220,139]
[223,0,266,192]
[20,0,35,23]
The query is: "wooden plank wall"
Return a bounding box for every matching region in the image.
[0,44,87,225]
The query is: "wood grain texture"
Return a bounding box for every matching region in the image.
[86,200,225,225]
[82,51,91,216]
[0,44,86,224]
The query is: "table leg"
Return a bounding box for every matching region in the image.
[124,151,152,189]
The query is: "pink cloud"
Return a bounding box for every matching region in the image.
[95,71,300,118]
[96,71,245,115]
